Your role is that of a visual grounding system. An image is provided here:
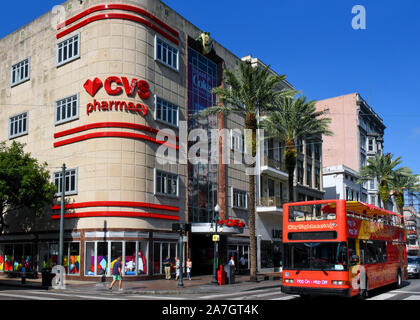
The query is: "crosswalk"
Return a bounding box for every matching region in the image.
[0,287,419,300]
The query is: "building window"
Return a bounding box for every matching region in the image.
[9,112,28,139]
[55,94,79,125]
[297,160,304,184]
[369,179,375,189]
[11,58,30,86]
[155,96,179,127]
[314,144,320,160]
[315,167,320,189]
[368,138,374,152]
[306,166,312,187]
[155,170,178,196]
[360,153,366,168]
[297,138,303,153]
[360,133,366,151]
[155,36,178,71]
[57,33,80,66]
[231,129,244,152]
[54,168,77,196]
[306,143,312,157]
[232,188,247,209]
[153,242,178,275]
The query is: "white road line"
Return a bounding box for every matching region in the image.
[404,295,420,300]
[393,290,420,294]
[368,293,397,300]
[124,295,187,300]
[25,290,123,300]
[271,295,299,300]
[199,288,277,300]
[0,292,59,300]
[246,291,283,298]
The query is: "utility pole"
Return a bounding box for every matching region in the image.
[59,163,66,267]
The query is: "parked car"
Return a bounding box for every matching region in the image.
[407,256,420,278]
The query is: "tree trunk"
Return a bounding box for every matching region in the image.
[285,140,297,203]
[245,113,258,282]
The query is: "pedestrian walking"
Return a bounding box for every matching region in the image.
[186,258,192,280]
[163,256,171,280]
[109,256,123,291]
[175,257,180,281]
[228,256,235,266]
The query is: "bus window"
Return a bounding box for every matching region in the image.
[288,203,336,222]
[348,238,356,259]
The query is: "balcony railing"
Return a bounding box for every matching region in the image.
[259,196,285,207]
[262,156,286,172]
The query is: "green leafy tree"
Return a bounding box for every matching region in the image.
[390,168,420,213]
[357,153,406,210]
[0,141,56,233]
[261,96,332,202]
[201,61,295,281]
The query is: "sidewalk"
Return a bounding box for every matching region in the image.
[0,273,282,295]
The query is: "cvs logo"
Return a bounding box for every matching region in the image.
[83,76,150,99]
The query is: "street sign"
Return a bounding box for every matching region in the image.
[212,234,220,242]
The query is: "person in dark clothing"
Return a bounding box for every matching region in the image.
[163,256,171,280]
[109,256,123,291]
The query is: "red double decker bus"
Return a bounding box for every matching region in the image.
[281,200,407,298]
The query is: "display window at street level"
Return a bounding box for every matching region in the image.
[110,242,122,275]
[63,242,80,275]
[97,242,108,276]
[153,242,178,275]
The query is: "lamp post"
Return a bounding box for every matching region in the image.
[211,204,221,284]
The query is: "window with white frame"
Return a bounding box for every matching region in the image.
[55,94,78,125]
[155,170,178,196]
[57,33,80,66]
[232,188,247,209]
[54,168,77,196]
[155,36,178,71]
[231,129,244,152]
[9,112,28,139]
[155,96,179,127]
[11,58,30,86]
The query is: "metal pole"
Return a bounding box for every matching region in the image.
[59,163,66,267]
[178,229,184,287]
[211,220,218,284]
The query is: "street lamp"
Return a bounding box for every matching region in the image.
[211,204,221,284]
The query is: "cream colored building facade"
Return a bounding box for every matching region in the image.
[0,0,255,279]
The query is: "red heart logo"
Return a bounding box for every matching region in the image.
[84,78,103,97]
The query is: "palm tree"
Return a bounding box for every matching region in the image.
[390,169,420,214]
[260,96,332,202]
[357,153,405,210]
[200,61,295,281]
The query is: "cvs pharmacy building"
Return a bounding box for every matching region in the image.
[0,0,250,280]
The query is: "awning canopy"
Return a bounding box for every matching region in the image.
[322,201,402,218]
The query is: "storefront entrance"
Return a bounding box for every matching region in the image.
[190,234,218,275]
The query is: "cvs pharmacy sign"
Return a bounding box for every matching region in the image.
[83,76,151,116]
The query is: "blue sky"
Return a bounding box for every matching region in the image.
[1,0,419,173]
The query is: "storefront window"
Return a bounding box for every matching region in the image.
[125,242,136,275]
[48,243,58,268]
[110,242,122,275]
[23,243,33,272]
[39,243,48,270]
[138,241,148,275]
[85,242,95,275]
[153,242,178,275]
[0,244,4,271]
[4,244,13,272]
[153,242,161,274]
[14,244,23,271]
[68,242,80,274]
[97,242,108,276]
[261,240,282,270]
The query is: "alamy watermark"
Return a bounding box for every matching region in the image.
[352,5,366,30]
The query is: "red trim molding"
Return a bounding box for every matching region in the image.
[56,13,178,45]
[57,4,179,38]
[51,201,179,212]
[53,131,179,149]
[51,211,179,221]
[54,122,179,141]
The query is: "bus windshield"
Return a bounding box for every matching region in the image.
[284,242,348,271]
[288,202,336,222]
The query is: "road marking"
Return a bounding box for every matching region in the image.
[246,291,283,298]
[393,290,420,294]
[124,295,187,300]
[368,293,397,300]
[199,288,278,300]
[404,295,420,300]
[271,295,299,300]
[0,292,59,300]
[25,290,123,300]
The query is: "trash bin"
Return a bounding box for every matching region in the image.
[224,264,235,284]
[41,268,53,287]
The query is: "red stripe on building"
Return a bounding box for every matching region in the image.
[53,131,179,150]
[51,201,179,212]
[56,13,179,45]
[51,211,179,221]
[54,122,179,141]
[56,4,179,38]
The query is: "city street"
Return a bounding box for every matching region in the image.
[0,279,419,300]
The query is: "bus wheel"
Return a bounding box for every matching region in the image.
[396,270,402,289]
